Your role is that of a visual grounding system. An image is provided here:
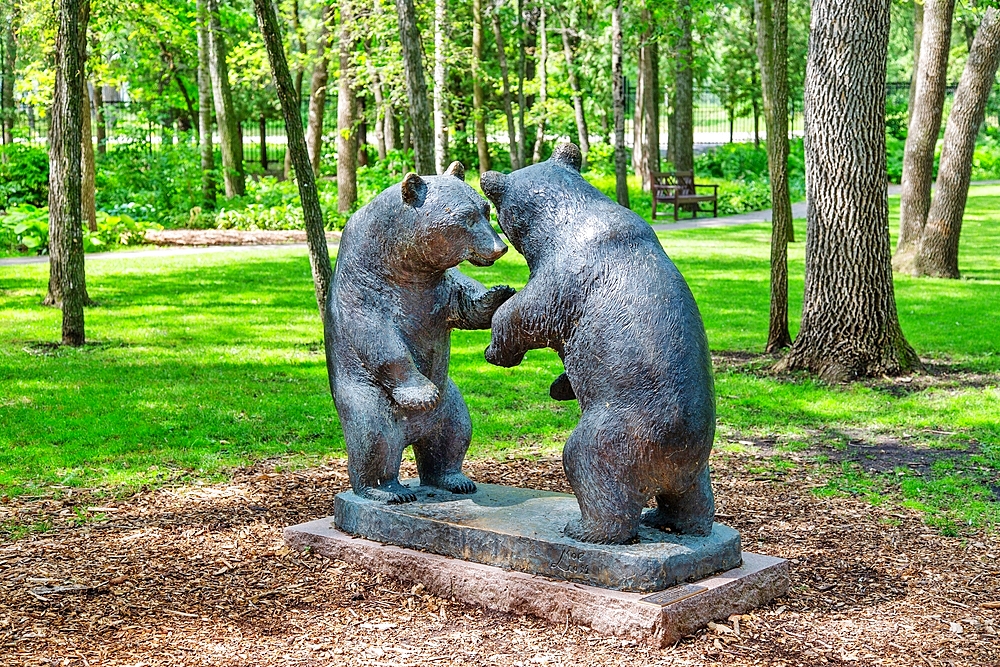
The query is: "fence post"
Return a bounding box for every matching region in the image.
[259,114,268,170]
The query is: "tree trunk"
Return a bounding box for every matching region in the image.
[516,0,527,167]
[385,104,398,153]
[46,0,90,346]
[92,81,106,155]
[493,10,520,171]
[356,96,368,167]
[915,8,1000,279]
[305,4,331,177]
[908,0,923,124]
[532,3,548,164]
[644,38,660,181]
[433,0,448,173]
[395,0,434,174]
[196,0,217,209]
[674,0,694,173]
[338,1,358,211]
[472,0,490,172]
[635,15,658,190]
[560,24,589,169]
[751,69,760,148]
[611,0,629,208]
[284,0,308,179]
[253,0,333,315]
[894,0,955,274]
[776,0,919,382]
[162,43,198,137]
[632,46,645,178]
[81,81,96,231]
[1,2,18,146]
[755,0,793,352]
[370,63,387,161]
[206,0,245,197]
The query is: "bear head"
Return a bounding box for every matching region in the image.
[479,144,585,259]
[397,161,508,272]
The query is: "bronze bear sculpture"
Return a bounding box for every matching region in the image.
[325,162,515,504]
[481,144,717,544]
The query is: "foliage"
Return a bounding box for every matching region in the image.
[95,144,205,226]
[0,145,49,210]
[694,140,807,213]
[0,204,161,255]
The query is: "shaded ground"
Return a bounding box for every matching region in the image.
[1,452,997,667]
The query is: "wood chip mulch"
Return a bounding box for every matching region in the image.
[143,229,341,247]
[1,450,998,667]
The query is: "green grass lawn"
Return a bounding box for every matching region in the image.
[1,187,997,536]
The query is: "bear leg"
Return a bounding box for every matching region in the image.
[562,410,646,544]
[412,379,476,494]
[641,466,716,536]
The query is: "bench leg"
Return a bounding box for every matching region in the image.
[714,199,718,218]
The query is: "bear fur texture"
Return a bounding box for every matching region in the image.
[325,162,515,504]
[480,144,717,544]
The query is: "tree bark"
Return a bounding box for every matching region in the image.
[472,0,490,172]
[531,3,548,164]
[776,0,919,382]
[908,0,923,124]
[395,0,434,175]
[894,0,955,274]
[46,0,90,346]
[207,0,245,197]
[611,0,629,208]
[370,61,387,161]
[632,45,645,178]
[337,0,358,212]
[92,80,106,155]
[492,10,520,171]
[305,4,331,177]
[755,0,792,352]
[81,81,96,231]
[1,1,18,146]
[253,0,333,315]
[284,0,308,179]
[634,14,658,190]
[196,0,217,209]
[516,0,527,167]
[560,23,588,170]
[915,8,1000,279]
[674,0,694,173]
[433,0,448,173]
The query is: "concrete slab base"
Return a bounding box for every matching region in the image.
[285,519,789,647]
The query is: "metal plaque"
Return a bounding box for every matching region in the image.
[639,583,708,607]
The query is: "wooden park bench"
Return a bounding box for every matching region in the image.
[651,171,719,221]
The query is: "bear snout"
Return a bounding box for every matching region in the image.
[468,228,508,267]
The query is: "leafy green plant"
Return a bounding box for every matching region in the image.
[0,145,49,210]
[0,204,49,253]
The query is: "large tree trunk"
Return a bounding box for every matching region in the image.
[516,0,527,167]
[611,0,629,208]
[755,0,793,352]
[632,45,645,178]
[674,0,694,173]
[915,8,1000,279]
[908,0,923,124]
[894,0,955,273]
[337,1,358,212]
[283,0,308,179]
[395,0,434,175]
[305,4,331,177]
[81,81,96,231]
[472,0,490,172]
[253,0,333,315]
[369,62,387,161]
[493,10,520,171]
[531,3,548,164]
[1,2,18,146]
[433,0,448,173]
[46,0,90,346]
[206,0,245,197]
[634,14,658,190]
[560,23,589,170]
[92,80,106,155]
[777,0,919,382]
[196,0,217,209]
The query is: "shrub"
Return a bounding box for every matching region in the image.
[583,141,617,176]
[0,205,160,255]
[94,143,204,226]
[0,145,49,210]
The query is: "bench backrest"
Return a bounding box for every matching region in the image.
[652,171,696,196]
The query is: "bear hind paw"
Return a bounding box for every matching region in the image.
[427,473,476,495]
[564,518,639,545]
[358,480,417,505]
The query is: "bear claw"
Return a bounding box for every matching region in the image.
[359,480,417,504]
[432,473,477,495]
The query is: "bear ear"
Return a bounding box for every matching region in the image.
[550,143,582,172]
[400,173,427,206]
[479,171,507,205]
[445,161,465,181]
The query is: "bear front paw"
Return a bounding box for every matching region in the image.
[392,380,440,411]
[481,285,516,310]
[484,343,522,368]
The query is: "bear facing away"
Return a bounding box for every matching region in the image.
[480,144,717,544]
[325,162,515,504]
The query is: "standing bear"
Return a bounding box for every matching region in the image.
[325,162,515,504]
[480,144,717,544]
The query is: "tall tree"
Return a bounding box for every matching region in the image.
[472,0,490,172]
[531,2,548,164]
[337,0,358,211]
[894,0,955,274]
[908,0,924,123]
[493,6,520,170]
[81,82,96,231]
[633,11,659,190]
[755,0,793,352]
[206,0,245,197]
[433,0,448,173]
[611,0,628,208]
[777,0,919,381]
[252,0,333,314]
[674,0,694,173]
[395,0,434,174]
[46,0,91,346]
[305,4,331,177]
[515,0,527,167]
[915,8,1000,278]
[1,1,18,146]
[196,0,217,209]
[283,0,309,179]
[560,19,589,169]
